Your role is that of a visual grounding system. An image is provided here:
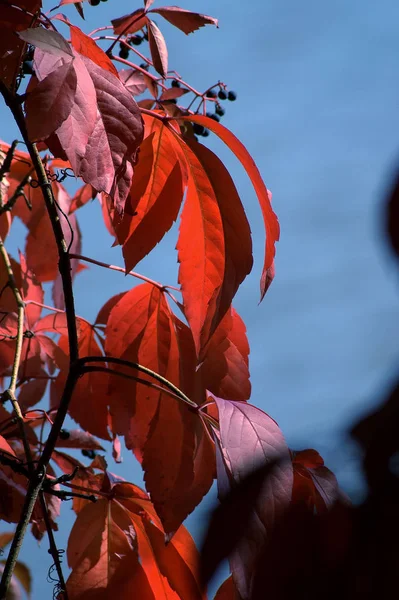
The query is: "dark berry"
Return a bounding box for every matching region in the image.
[205,111,213,118]
[193,123,205,135]
[202,129,210,137]
[210,114,220,122]
[59,429,70,440]
[140,63,149,71]
[218,90,227,100]
[81,449,90,457]
[207,90,217,98]
[90,0,101,5]
[22,60,34,75]
[228,90,237,101]
[215,105,225,116]
[131,35,142,46]
[171,79,180,88]
[100,0,108,2]
[119,46,129,60]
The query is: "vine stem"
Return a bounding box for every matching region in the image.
[0,80,81,598]
[39,491,68,599]
[69,252,180,292]
[79,356,198,409]
[0,235,34,474]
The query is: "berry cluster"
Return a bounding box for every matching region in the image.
[82,449,97,459]
[193,87,237,138]
[90,0,108,5]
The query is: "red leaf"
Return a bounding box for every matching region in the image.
[214,398,293,598]
[181,116,279,301]
[0,1,42,90]
[69,24,119,77]
[111,8,148,35]
[115,117,184,273]
[25,61,77,141]
[173,138,225,356]
[119,69,147,96]
[147,19,168,78]
[0,435,16,457]
[0,213,11,242]
[214,576,240,600]
[292,449,347,514]
[141,519,205,600]
[69,183,96,214]
[17,374,48,411]
[199,307,250,401]
[52,322,110,439]
[19,252,44,329]
[95,292,127,326]
[30,32,144,212]
[186,140,253,336]
[19,28,73,59]
[160,87,189,101]
[150,7,218,35]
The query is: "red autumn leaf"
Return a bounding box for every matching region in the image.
[17,373,48,411]
[19,251,44,329]
[186,140,253,336]
[292,449,347,514]
[149,7,218,35]
[95,292,127,326]
[0,435,16,457]
[140,518,205,600]
[66,472,199,599]
[69,183,97,214]
[111,8,148,35]
[147,19,168,78]
[0,213,11,241]
[69,24,119,77]
[180,115,279,301]
[214,576,240,600]
[159,87,189,101]
[213,398,293,599]
[24,29,144,212]
[0,0,41,90]
[198,307,250,401]
[115,117,184,273]
[172,137,225,356]
[19,28,73,58]
[52,320,110,439]
[119,69,147,96]
[24,60,78,141]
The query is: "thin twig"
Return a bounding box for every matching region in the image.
[79,356,197,408]
[0,235,34,474]
[0,166,34,215]
[82,365,197,409]
[0,80,82,598]
[69,252,180,291]
[38,491,68,599]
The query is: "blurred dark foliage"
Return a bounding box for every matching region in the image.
[200,171,399,599]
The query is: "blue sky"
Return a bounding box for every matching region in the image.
[2,0,399,597]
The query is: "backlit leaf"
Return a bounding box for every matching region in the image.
[116,117,184,273]
[173,137,225,356]
[147,19,168,78]
[150,7,218,35]
[213,398,293,598]
[181,115,279,301]
[199,307,250,401]
[111,8,148,35]
[69,24,119,77]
